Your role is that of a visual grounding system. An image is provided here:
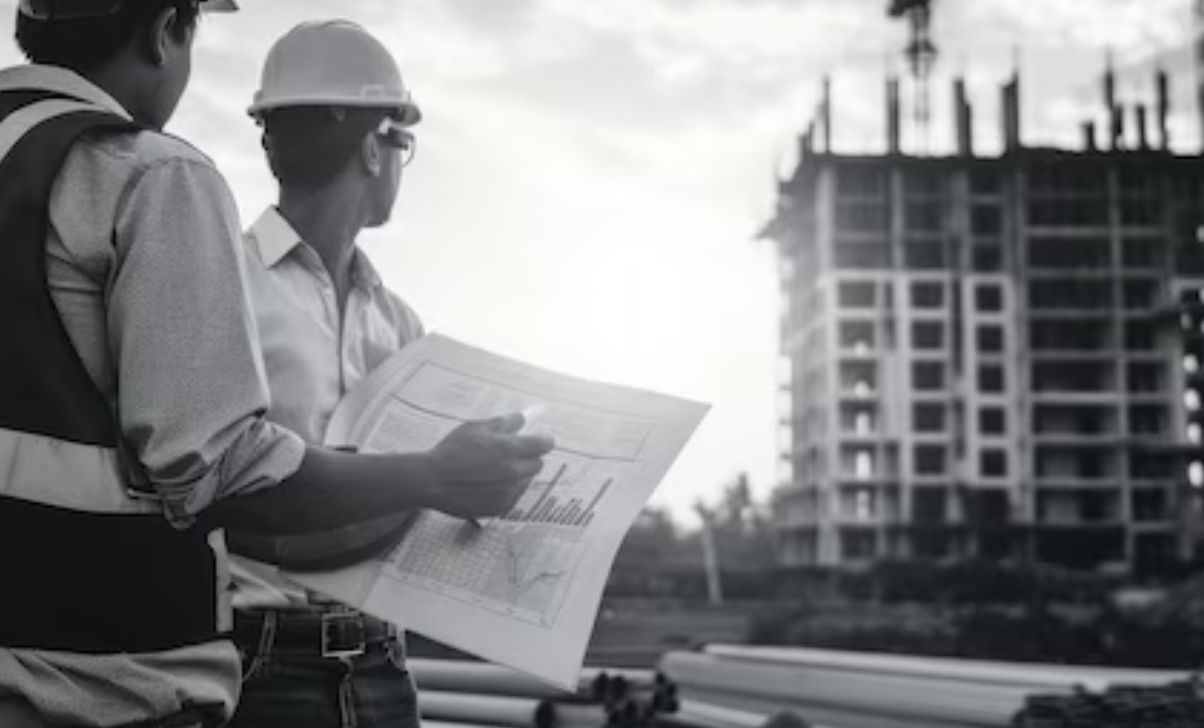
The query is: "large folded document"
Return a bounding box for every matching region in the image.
[285,334,708,689]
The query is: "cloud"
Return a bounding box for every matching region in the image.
[966,0,1187,55]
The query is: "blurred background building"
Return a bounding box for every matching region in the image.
[766,0,1204,574]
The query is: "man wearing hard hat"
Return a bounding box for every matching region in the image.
[0,4,551,728]
[226,21,427,728]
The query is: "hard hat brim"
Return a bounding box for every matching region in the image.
[249,98,422,127]
[202,0,239,12]
[395,103,422,127]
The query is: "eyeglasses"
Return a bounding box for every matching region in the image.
[377,117,417,168]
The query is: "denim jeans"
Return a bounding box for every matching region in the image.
[226,640,420,728]
[0,699,210,728]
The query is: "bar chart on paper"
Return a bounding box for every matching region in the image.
[503,458,615,529]
[380,453,635,627]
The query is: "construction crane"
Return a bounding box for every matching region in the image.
[888,0,938,149]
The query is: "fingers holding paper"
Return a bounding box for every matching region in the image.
[426,416,555,519]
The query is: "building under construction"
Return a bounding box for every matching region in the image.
[766,2,1204,573]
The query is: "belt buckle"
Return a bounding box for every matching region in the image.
[321,612,366,659]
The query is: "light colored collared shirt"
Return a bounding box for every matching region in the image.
[0,65,305,726]
[231,207,424,608]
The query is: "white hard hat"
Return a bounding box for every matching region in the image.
[18,0,238,20]
[249,20,420,125]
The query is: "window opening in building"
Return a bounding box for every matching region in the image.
[855,490,874,521]
[969,169,1000,196]
[914,362,945,390]
[1122,238,1165,268]
[912,321,945,350]
[973,244,1002,272]
[979,407,1007,435]
[975,284,1003,312]
[913,487,947,523]
[835,240,890,269]
[1190,461,1204,488]
[971,205,1002,235]
[838,281,877,308]
[1122,280,1158,310]
[1132,488,1167,522]
[841,529,877,559]
[836,201,889,234]
[980,449,1008,477]
[914,403,946,433]
[836,166,887,196]
[1125,321,1156,351]
[904,238,947,269]
[910,281,945,308]
[840,320,875,350]
[1027,238,1111,269]
[905,202,945,234]
[915,445,947,475]
[976,325,1005,353]
[979,365,1005,393]
[855,451,874,480]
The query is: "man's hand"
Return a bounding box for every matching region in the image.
[426,413,555,519]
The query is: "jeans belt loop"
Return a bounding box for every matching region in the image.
[256,609,278,659]
[321,612,367,659]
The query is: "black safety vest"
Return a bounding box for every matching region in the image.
[0,90,223,654]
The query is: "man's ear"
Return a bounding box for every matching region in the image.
[144,6,180,67]
[360,133,383,178]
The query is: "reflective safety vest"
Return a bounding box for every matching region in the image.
[0,89,223,654]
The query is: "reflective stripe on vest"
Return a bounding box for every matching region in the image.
[0,89,225,654]
[0,427,157,514]
[0,98,114,163]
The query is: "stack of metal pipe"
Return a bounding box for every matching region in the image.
[410,658,679,728]
[659,645,1196,728]
[1013,679,1204,728]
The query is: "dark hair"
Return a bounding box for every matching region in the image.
[262,107,389,190]
[15,0,200,72]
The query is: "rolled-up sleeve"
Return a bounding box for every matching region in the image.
[107,157,304,527]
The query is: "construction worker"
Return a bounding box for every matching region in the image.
[0,4,552,728]
[225,21,437,728]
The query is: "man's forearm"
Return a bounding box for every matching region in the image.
[208,446,438,535]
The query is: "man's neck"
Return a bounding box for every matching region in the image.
[82,66,137,119]
[278,189,364,294]
[72,58,159,129]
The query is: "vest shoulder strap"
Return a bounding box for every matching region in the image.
[0,91,138,446]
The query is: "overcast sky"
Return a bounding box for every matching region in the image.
[0,0,1198,523]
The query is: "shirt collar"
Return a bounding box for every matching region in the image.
[247,206,384,290]
[248,206,304,269]
[350,247,384,290]
[0,64,133,120]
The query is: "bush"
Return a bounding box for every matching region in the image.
[752,602,1204,668]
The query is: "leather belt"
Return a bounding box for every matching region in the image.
[234,609,396,659]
